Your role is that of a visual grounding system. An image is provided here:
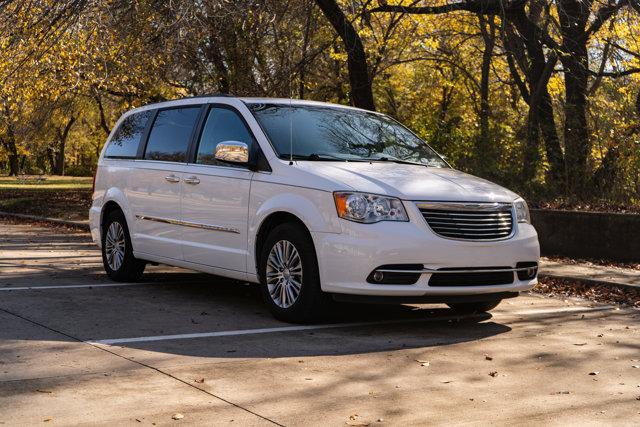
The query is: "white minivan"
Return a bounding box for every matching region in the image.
[90,95,539,322]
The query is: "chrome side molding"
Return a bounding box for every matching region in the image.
[135,215,240,234]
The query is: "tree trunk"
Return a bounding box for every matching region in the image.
[51,116,76,176]
[53,148,65,175]
[537,90,565,186]
[315,0,376,110]
[563,58,590,195]
[476,14,496,175]
[94,93,111,136]
[508,9,565,186]
[2,121,20,176]
[7,154,19,176]
[557,0,592,196]
[207,42,230,94]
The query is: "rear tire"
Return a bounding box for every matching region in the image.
[101,210,146,282]
[258,222,331,323]
[447,300,501,314]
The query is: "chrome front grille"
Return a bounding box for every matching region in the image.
[416,202,514,241]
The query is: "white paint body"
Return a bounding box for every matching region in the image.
[90,97,539,298]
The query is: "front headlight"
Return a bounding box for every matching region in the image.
[514,198,531,223]
[333,192,409,223]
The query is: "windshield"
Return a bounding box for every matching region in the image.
[247,103,448,168]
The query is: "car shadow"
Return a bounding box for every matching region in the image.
[0,268,513,360]
[0,221,512,361]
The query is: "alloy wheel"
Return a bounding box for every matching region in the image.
[105,221,126,271]
[266,240,303,308]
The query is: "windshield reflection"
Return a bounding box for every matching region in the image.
[247,103,448,168]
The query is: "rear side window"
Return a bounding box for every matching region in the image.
[104,110,151,158]
[144,107,201,162]
[196,107,255,167]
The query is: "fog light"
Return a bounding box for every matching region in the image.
[373,271,384,282]
[516,262,538,280]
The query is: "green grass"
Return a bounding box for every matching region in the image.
[0,176,92,221]
[0,175,92,189]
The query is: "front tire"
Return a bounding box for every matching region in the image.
[447,300,502,314]
[259,222,330,323]
[101,210,146,282]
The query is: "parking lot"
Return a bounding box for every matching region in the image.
[1,220,639,425]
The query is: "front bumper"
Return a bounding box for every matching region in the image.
[312,202,540,298]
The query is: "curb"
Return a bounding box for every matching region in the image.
[0,211,90,231]
[539,273,640,292]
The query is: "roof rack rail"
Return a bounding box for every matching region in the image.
[177,93,233,100]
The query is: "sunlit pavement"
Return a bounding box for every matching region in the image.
[1,221,639,425]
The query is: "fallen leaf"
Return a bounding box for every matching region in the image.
[172,413,184,420]
[346,414,370,426]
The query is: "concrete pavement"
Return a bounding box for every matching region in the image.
[1,221,639,425]
[539,258,640,289]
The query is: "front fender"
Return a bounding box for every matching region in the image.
[247,182,342,277]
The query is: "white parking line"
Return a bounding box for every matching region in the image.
[87,317,459,345]
[0,282,160,291]
[87,305,618,345]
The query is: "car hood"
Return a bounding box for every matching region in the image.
[295,162,519,202]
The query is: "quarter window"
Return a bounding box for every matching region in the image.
[144,107,201,162]
[104,110,152,158]
[196,107,255,167]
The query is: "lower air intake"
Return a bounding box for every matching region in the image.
[429,267,515,287]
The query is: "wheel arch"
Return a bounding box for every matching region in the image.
[247,189,341,281]
[101,200,124,228]
[254,211,313,281]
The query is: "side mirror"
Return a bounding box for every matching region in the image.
[215,141,249,164]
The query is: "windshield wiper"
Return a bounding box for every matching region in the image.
[280,153,352,161]
[362,156,426,167]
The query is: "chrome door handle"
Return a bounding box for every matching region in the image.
[184,176,200,185]
[165,174,180,183]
